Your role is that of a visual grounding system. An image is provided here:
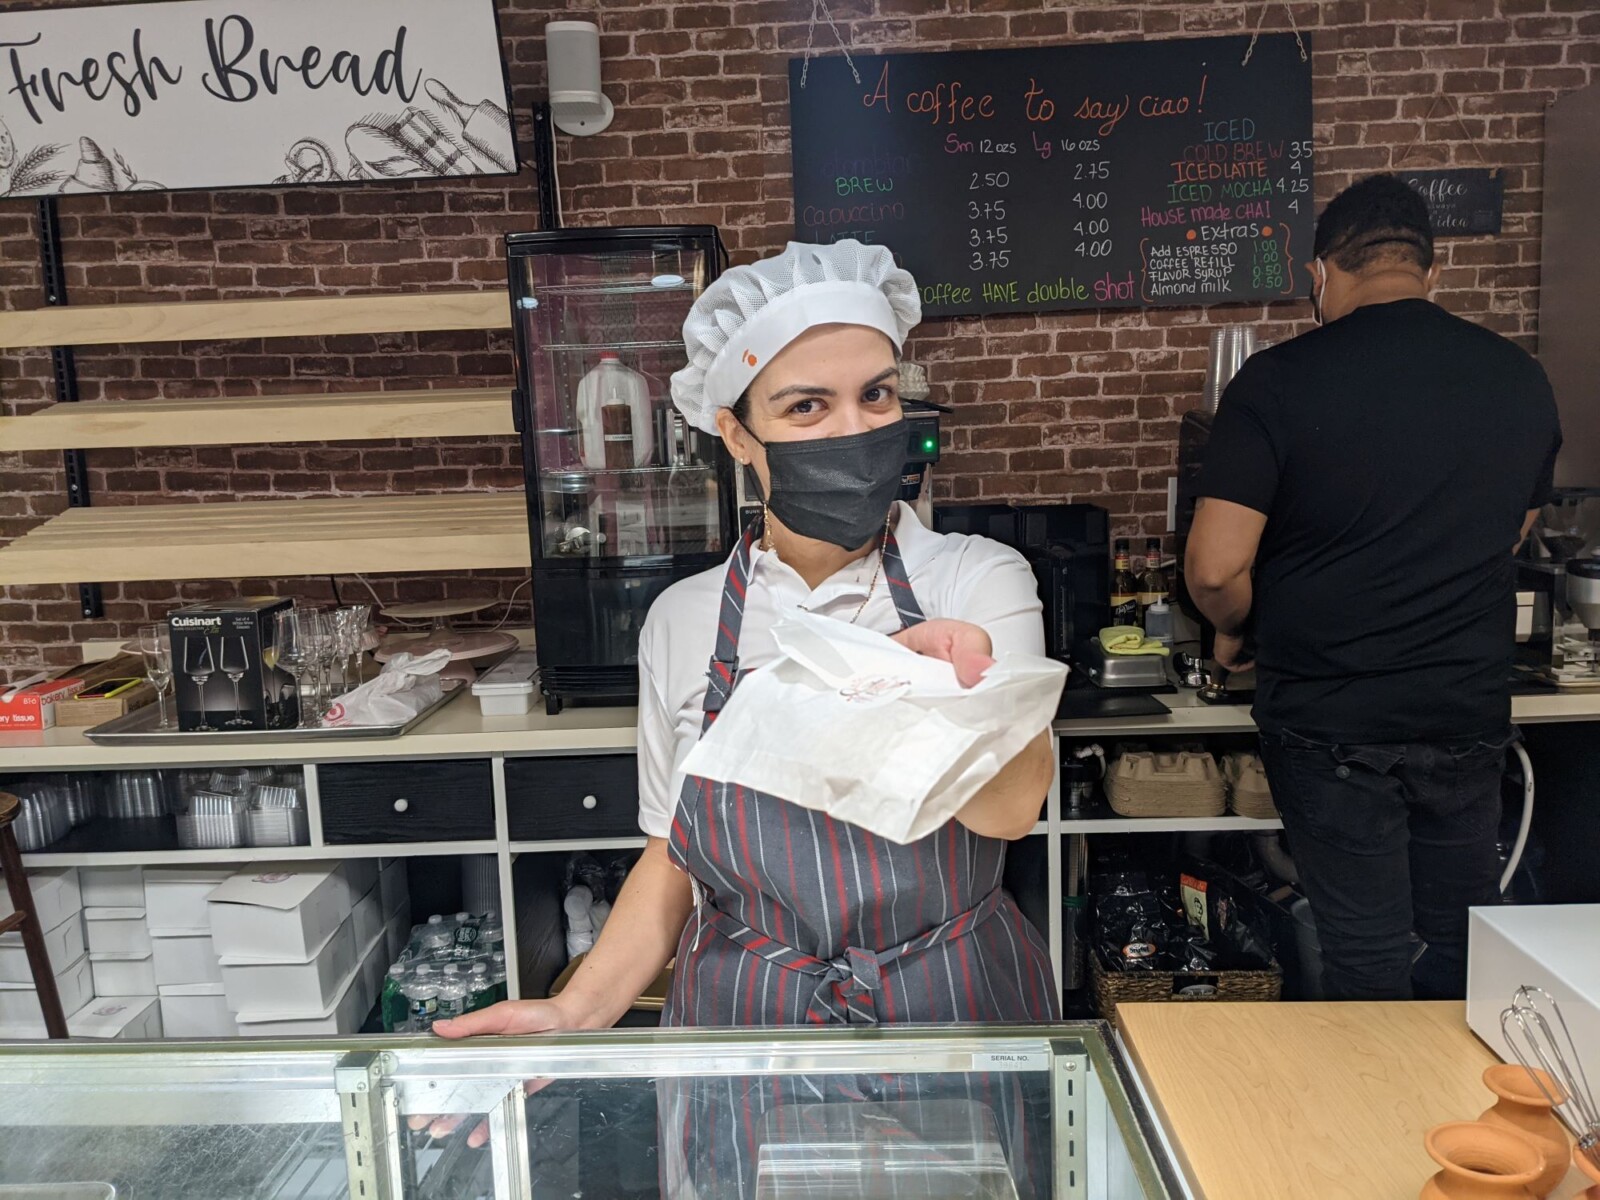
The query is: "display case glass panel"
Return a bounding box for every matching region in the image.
[512,237,728,563]
[0,1024,1179,1199]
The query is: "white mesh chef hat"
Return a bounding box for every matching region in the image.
[670,240,921,433]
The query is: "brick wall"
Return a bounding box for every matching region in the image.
[2,0,1596,679]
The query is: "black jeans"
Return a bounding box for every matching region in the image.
[1257,727,1514,1002]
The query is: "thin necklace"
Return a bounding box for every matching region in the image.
[762,506,894,625]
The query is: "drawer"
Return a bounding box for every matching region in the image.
[318,760,493,844]
[505,755,639,840]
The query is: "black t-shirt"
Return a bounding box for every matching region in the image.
[1198,298,1562,741]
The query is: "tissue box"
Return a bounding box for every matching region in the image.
[0,677,84,731]
[0,867,81,931]
[84,907,151,955]
[167,597,297,731]
[151,933,223,987]
[0,910,84,984]
[158,983,237,1038]
[1467,904,1600,1064]
[0,954,93,1022]
[91,952,158,997]
[79,866,145,908]
[146,867,234,935]
[208,864,351,962]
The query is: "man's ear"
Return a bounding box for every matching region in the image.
[1424,262,1441,291]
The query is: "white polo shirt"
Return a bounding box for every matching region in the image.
[635,502,1047,838]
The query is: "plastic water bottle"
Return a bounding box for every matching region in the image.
[406,963,441,1032]
[467,961,493,1011]
[436,963,470,1022]
[381,963,409,1033]
[450,912,482,960]
[564,885,595,958]
[478,911,504,957]
[489,951,508,1004]
[417,914,453,956]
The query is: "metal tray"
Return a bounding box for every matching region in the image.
[83,683,464,745]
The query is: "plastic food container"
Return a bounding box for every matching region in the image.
[472,651,539,716]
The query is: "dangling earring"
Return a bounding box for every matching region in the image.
[760,501,773,551]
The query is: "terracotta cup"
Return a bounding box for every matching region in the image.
[1479,1064,1571,1198]
[1574,1142,1600,1200]
[1420,1121,1543,1200]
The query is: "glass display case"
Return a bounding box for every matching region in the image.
[507,227,734,713]
[0,1023,1180,1199]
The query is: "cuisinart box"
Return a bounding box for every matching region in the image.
[167,597,297,732]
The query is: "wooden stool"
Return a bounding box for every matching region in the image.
[0,791,69,1038]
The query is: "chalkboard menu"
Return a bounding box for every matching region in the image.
[790,34,1315,318]
[1398,168,1504,236]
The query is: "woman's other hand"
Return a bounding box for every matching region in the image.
[892,618,995,687]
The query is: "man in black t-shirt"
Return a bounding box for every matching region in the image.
[1186,174,1562,1001]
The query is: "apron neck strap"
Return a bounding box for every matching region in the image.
[701,510,926,722]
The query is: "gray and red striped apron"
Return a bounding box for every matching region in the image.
[658,516,1058,1198]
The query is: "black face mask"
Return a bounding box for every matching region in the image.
[750,419,907,550]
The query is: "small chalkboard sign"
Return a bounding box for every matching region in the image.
[788,34,1315,318]
[1398,169,1503,237]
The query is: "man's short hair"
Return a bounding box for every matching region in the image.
[1312,174,1435,273]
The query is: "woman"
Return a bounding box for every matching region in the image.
[437,241,1059,1194]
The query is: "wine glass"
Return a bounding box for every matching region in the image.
[183,637,216,731]
[335,605,372,691]
[126,624,174,729]
[218,636,251,727]
[274,608,317,728]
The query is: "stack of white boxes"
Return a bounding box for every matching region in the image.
[149,866,238,1037]
[0,867,162,1039]
[209,859,410,1036]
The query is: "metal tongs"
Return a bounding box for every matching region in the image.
[1500,984,1600,1170]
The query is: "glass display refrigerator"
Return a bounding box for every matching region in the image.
[0,1023,1183,1198]
[507,227,734,714]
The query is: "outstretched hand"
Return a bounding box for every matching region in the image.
[891,618,995,688]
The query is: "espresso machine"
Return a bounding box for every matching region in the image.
[1516,494,1600,690]
[1566,559,1600,685]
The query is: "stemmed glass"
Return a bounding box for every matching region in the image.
[218,636,251,727]
[183,638,216,731]
[332,605,372,695]
[274,607,318,728]
[127,624,173,729]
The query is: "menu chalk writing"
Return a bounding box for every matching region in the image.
[1398,168,1503,237]
[790,34,1314,317]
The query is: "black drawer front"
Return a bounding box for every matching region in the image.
[505,755,639,840]
[318,760,494,844]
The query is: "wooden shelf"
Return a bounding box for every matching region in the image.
[0,493,531,585]
[0,290,510,349]
[0,388,517,451]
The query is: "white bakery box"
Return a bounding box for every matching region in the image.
[0,953,93,1024]
[0,995,162,1041]
[1466,904,1600,1066]
[0,907,85,984]
[0,867,81,931]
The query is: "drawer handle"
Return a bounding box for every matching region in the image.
[393,798,410,813]
[582,794,598,810]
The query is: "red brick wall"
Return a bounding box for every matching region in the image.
[2,0,1596,679]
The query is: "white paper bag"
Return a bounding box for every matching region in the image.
[322,650,451,727]
[681,611,1068,843]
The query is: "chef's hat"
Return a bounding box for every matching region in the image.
[670,240,921,434]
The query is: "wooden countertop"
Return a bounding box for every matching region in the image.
[1119,1001,1590,1200]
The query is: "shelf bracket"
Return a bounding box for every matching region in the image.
[36,195,102,618]
[334,1050,411,1200]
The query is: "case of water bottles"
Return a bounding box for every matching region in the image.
[381,910,509,1033]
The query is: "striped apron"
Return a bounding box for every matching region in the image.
[658,517,1058,1199]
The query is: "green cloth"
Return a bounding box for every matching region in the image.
[1098,625,1170,656]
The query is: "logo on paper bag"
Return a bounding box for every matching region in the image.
[838,674,912,708]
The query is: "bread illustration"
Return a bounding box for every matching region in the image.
[425,79,515,172]
[59,136,117,192]
[345,108,480,178]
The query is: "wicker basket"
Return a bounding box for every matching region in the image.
[1090,946,1282,1018]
